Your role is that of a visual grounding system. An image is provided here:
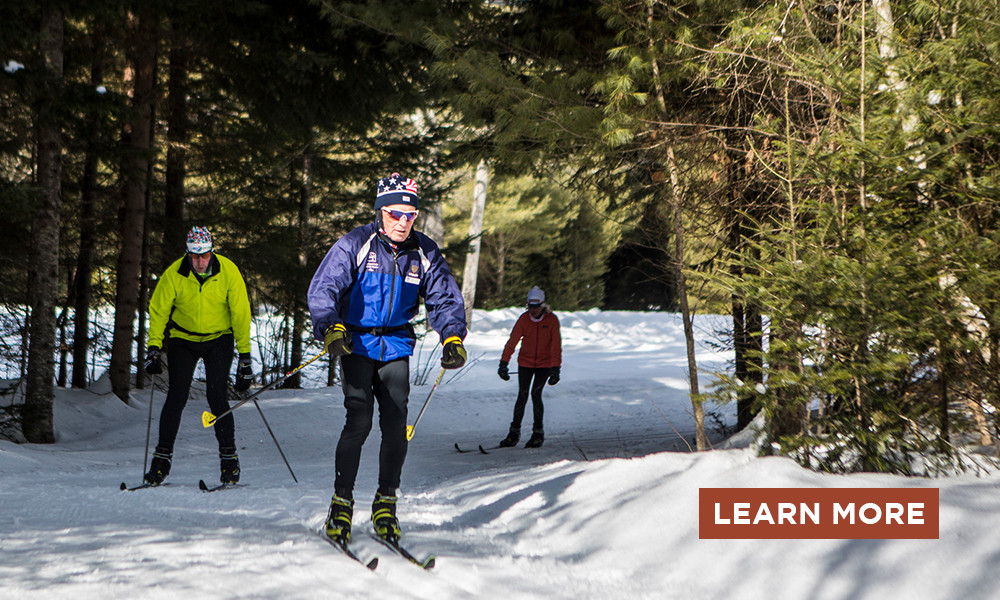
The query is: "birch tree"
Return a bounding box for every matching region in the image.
[461,160,488,327]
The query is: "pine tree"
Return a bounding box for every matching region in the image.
[23,4,65,442]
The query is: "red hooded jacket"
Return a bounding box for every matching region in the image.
[501,307,561,368]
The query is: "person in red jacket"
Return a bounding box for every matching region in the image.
[497,286,561,448]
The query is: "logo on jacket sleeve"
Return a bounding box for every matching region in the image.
[404,262,421,285]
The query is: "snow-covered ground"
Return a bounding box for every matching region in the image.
[1,308,998,599]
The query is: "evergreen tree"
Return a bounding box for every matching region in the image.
[702,0,1000,472]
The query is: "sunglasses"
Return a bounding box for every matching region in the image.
[382,209,419,222]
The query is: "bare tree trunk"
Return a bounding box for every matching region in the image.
[728,151,764,432]
[164,18,189,267]
[461,160,488,327]
[422,202,444,248]
[24,5,63,443]
[665,147,705,450]
[646,8,703,448]
[289,151,311,388]
[72,31,103,389]
[136,110,156,391]
[110,7,159,402]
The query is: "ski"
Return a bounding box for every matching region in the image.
[321,532,379,570]
[454,443,491,455]
[368,532,435,570]
[120,481,170,491]
[198,479,247,492]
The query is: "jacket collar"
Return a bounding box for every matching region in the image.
[177,253,221,278]
[375,224,418,253]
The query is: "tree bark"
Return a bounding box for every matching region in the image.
[24,5,64,443]
[135,107,157,391]
[666,146,706,450]
[110,7,159,402]
[422,202,445,248]
[164,18,189,267]
[461,160,488,327]
[72,31,104,389]
[726,142,764,431]
[289,151,311,388]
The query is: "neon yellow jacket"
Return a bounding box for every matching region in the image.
[147,253,252,354]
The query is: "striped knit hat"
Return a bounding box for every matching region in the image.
[375,173,420,211]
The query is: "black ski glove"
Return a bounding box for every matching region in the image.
[441,336,467,369]
[144,347,162,376]
[324,324,353,358]
[548,366,560,386]
[498,361,510,381]
[234,353,253,392]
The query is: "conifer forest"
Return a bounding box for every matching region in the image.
[3,0,1000,474]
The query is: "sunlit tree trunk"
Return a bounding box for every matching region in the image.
[461,159,488,327]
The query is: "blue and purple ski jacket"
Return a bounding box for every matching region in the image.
[307,222,467,362]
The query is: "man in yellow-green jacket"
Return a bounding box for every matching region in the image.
[142,226,253,486]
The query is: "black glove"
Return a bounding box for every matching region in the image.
[234,353,253,392]
[441,336,467,369]
[324,324,353,358]
[498,361,510,381]
[144,347,162,375]
[548,366,560,385]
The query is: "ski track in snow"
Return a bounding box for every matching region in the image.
[2,309,999,599]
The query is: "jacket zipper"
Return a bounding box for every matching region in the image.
[532,317,541,367]
[380,250,401,361]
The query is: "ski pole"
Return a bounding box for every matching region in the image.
[202,348,328,428]
[406,367,445,441]
[142,378,156,480]
[252,398,298,483]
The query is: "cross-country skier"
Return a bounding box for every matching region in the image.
[142,226,254,485]
[307,173,467,545]
[497,286,562,448]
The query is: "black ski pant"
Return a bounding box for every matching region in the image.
[335,353,409,499]
[157,334,236,453]
[510,366,551,435]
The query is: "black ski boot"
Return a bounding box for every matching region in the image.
[220,447,240,484]
[372,492,401,543]
[144,447,172,485]
[524,431,544,448]
[325,495,354,542]
[498,427,520,448]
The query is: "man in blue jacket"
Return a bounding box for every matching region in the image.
[308,173,467,545]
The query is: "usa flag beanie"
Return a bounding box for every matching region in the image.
[375,173,420,211]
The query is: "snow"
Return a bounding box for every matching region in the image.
[2,308,998,599]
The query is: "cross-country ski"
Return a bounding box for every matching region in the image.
[320,532,378,570]
[198,479,247,493]
[367,533,435,570]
